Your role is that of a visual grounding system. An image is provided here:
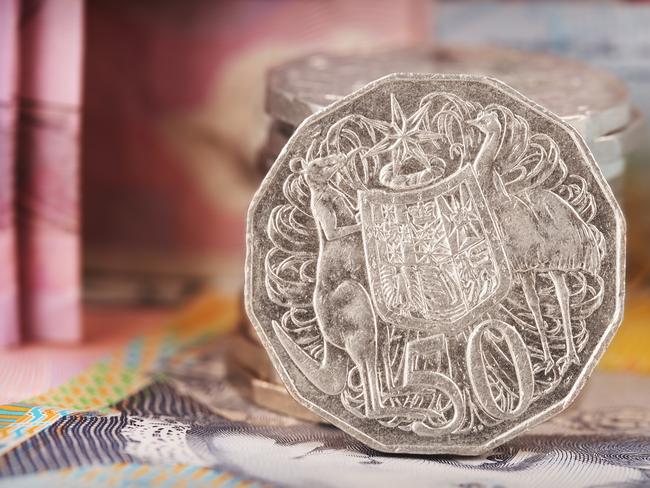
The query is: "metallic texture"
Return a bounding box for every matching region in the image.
[260,113,643,184]
[266,46,630,141]
[591,109,646,170]
[229,329,284,385]
[246,74,625,454]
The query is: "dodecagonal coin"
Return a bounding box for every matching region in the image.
[247,74,625,454]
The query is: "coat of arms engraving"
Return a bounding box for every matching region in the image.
[359,165,511,330]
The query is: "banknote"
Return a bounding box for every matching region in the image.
[17,0,84,342]
[162,338,650,486]
[2,335,650,488]
[163,350,650,488]
[0,0,19,347]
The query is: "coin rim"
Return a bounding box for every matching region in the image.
[266,46,631,140]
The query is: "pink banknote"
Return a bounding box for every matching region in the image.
[17,0,83,342]
[0,0,20,347]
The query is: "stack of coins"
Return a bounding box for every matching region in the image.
[257,46,646,197]
[235,45,644,420]
[228,293,322,422]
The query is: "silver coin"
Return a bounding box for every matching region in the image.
[246,74,625,455]
[597,159,625,194]
[266,46,630,141]
[234,362,324,423]
[591,109,646,167]
[255,122,292,178]
[230,326,284,385]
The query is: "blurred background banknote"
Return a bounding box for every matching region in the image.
[0,0,19,347]
[17,0,84,343]
[81,0,432,304]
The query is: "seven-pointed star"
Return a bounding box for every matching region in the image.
[365,94,440,174]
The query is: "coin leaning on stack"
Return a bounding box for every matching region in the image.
[256,46,645,197]
[248,73,625,454]
[238,46,631,453]
[237,45,640,426]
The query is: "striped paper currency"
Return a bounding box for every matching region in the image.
[17,0,83,342]
[0,0,20,347]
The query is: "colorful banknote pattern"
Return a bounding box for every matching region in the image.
[0,294,237,456]
[2,350,650,487]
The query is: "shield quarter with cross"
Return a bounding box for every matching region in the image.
[358,165,512,333]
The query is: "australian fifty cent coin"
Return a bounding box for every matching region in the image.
[246,74,625,454]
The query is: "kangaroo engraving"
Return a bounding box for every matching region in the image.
[272,152,383,413]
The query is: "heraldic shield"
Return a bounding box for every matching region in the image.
[359,165,513,332]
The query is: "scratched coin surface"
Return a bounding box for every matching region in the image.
[246,74,625,454]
